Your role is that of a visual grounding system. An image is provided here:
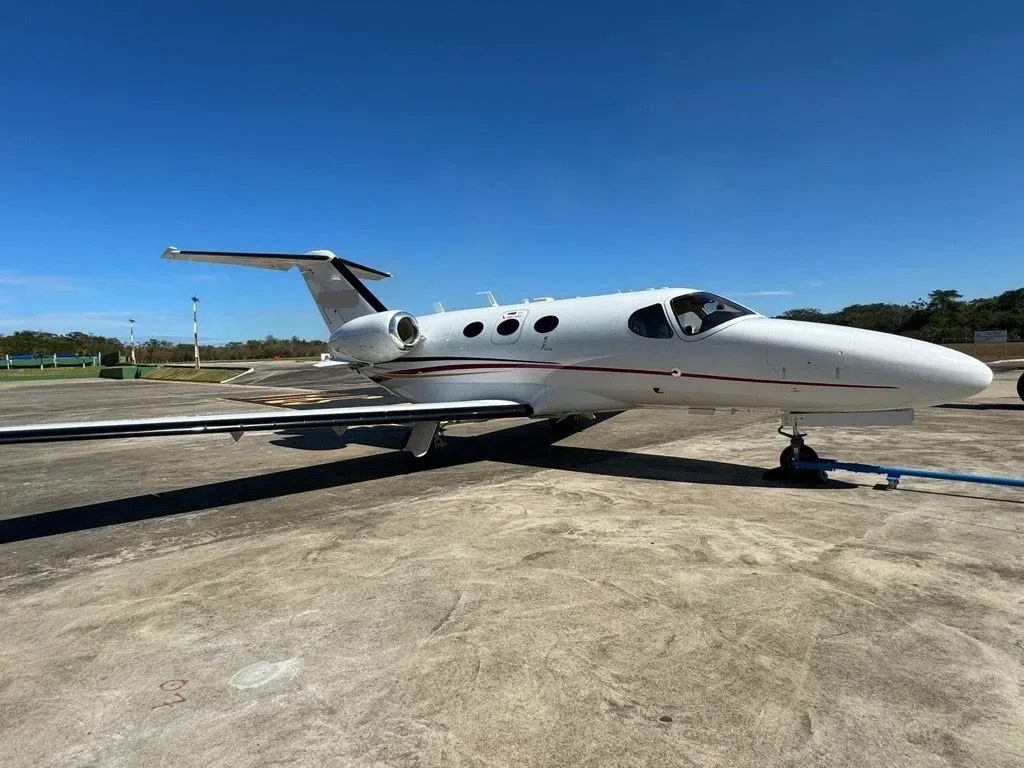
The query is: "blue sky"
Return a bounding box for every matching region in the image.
[1,1,1022,342]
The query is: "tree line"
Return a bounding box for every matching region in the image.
[777,288,1023,343]
[2,287,1022,358]
[0,331,328,363]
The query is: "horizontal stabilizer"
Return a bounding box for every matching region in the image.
[162,247,391,333]
[161,248,390,281]
[0,400,533,445]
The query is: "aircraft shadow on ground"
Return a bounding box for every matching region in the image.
[1,421,854,544]
[269,426,408,451]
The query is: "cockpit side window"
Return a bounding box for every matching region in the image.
[627,303,674,339]
[670,293,753,336]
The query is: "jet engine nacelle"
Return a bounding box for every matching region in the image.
[328,310,422,364]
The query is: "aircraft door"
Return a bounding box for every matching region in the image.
[491,308,529,345]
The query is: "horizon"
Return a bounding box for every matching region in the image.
[2,2,1022,339]
[1,282,1020,347]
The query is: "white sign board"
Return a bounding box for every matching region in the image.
[974,330,1008,344]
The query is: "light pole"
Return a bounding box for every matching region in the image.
[191,297,201,370]
[129,318,136,365]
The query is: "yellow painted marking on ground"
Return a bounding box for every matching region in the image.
[257,393,384,406]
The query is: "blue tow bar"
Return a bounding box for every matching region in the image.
[792,459,1024,490]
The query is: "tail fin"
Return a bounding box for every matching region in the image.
[162,248,390,333]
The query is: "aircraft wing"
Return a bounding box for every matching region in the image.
[0,400,532,445]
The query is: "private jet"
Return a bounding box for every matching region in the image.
[0,248,994,481]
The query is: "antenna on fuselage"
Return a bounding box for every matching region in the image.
[433,301,446,313]
[477,291,498,307]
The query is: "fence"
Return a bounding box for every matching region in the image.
[4,353,102,369]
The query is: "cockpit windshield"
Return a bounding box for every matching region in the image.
[670,293,754,336]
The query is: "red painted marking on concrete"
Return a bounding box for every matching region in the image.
[154,679,189,710]
[157,692,187,709]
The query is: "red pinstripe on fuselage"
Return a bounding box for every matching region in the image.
[373,357,898,390]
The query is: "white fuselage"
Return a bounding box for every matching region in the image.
[359,289,993,418]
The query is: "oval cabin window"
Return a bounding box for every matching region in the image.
[463,321,484,338]
[496,318,521,336]
[533,315,559,333]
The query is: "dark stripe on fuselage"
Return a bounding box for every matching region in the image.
[377,358,900,390]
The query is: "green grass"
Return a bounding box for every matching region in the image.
[141,366,243,383]
[0,365,244,384]
[946,341,1024,363]
[0,367,102,382]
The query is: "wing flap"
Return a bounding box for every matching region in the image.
[0,400,532,445]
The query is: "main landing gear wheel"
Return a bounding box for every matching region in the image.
[548,414,586,442]
[1017,371,1024,403]
[401,422,446,471]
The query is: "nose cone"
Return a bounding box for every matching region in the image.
[907,340,993,406]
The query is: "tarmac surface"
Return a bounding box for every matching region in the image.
[226,360,372,391]
[1,369,1023,767]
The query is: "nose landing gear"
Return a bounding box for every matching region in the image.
[773,426,828,485]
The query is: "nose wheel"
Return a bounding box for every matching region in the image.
[780,443,819,469]
[775,427,828,485]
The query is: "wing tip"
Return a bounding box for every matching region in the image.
[335,257,392,280]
